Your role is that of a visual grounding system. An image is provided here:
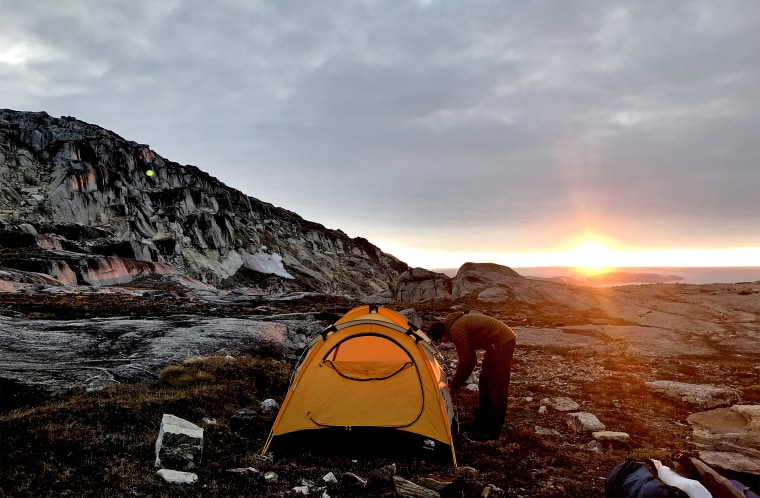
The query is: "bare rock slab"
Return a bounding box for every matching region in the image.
[645,380,740,409]
[155,414,204,471]
[566,412,606,433]
[696,450,760,477]
[687,404,760,464]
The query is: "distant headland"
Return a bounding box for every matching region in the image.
[432,266,760,286]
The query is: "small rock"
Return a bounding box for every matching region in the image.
[341,472,367,487]
[584,440,603,453]
[227,467,260,475]
[393,476,440,497]
[593,431,630,443]
[264,471,278,483]
[366,463,396,491]
[535,426,563,438]
[456,465,480,480]
[416,477,450,491]
[230,408,257,432]
[260,399,280,413]
[538,406,547,415]
[156,469,198,484]
[292,485,310,495]
[541,397,580,412]
[482,483,505,497]
[566,412,606,433]
[322,471,338,484]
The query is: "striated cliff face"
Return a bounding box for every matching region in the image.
[0,109,408,297]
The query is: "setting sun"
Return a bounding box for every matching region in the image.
[570,241,616,275]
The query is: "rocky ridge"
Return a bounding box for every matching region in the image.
[0,109,407,297]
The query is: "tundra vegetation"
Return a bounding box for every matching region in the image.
[2,290,759,497]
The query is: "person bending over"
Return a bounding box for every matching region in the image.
[429,311,516,441]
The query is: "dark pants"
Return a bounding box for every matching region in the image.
[473,339,515,440]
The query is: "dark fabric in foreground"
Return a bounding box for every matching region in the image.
[605,460,687,498]
[606,454,760,498]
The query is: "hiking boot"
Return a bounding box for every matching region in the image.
[467,431,494,442]
[457,422,475,435]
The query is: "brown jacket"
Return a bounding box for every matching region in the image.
[444,312,516,388]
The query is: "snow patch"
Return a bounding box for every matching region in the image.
[242,250,294,279]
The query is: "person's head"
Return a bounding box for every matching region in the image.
[429,321,447,342]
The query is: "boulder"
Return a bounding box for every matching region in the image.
[451,262,523,299]
[154,414,204,471]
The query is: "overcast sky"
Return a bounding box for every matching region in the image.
[2,0,759,268]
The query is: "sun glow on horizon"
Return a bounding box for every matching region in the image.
[374,240,760,271]
[569,240,616,276]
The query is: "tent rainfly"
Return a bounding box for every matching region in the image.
[261,305,457,464]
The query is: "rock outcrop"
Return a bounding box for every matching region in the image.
[687,404,760,475]
[396,267,451,301]
[645,381,741,409]
[451,262,524,299]
[0,304,321,411]
[395,262,528,301]
[0,109,408,297]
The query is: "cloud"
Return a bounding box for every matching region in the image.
[2,0,758,261]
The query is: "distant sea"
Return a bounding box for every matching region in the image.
[431,267,760,285]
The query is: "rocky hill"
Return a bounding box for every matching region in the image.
[0,109,407,297]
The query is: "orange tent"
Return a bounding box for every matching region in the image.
[261,305,457,464]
